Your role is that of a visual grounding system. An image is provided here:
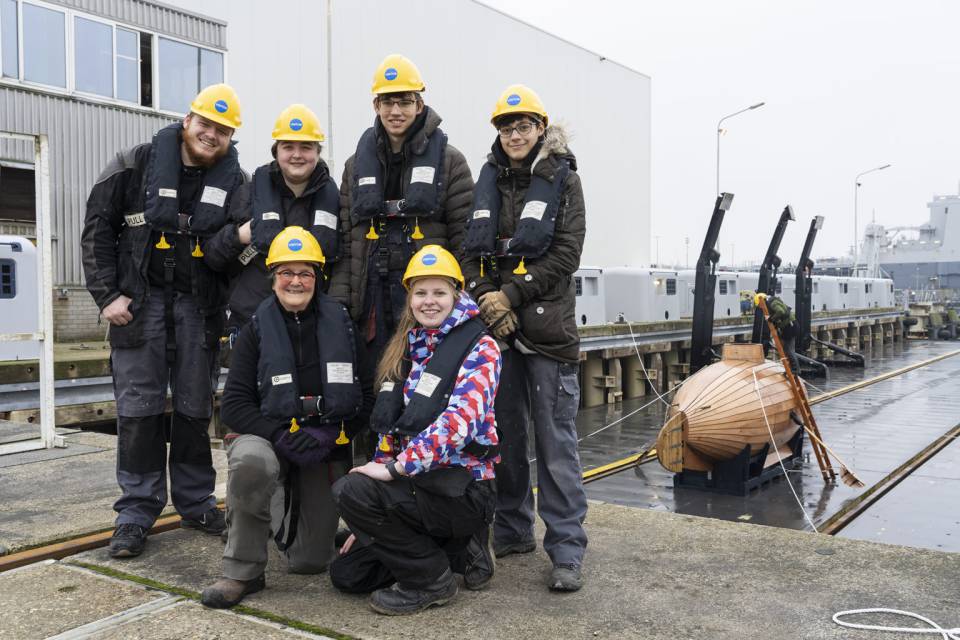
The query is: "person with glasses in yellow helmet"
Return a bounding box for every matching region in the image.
[328,54,475,403]
[461,84,589,592]
[328,245,501,615]
[201,227,374,609]
[204,104,344,340]
[81,84,247,559]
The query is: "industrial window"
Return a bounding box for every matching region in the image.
[0,166,35,222]
[813,281,819,293]
[865,283,871,293]
[728,279,735,291]
[1,0,17,78]
[842,283,849,294]
[0,259,14,298]
[158,37,224,113]
[72,16,141,103]
[574,276,582,296]
[666,278,676,295]
[23,2,66,87]
[718,280,728,295]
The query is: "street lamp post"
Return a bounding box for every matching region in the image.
[853,163,891,275]
[717,102,765,196]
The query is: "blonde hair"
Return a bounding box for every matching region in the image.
[375,277,459,387]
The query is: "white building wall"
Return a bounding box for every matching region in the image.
[166,0,652,268]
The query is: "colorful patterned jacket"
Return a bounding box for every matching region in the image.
[374,291,501,480]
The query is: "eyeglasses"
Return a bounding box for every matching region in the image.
[378,98,417,111]
[276,270,316,282]
[497,122,537,138]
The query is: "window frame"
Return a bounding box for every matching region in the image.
[0,0,225,115]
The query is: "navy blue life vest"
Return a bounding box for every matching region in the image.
[350,123,446,223]
[370,317,486,438]
[253,295,362,424]
[143,122,242,235]
[463,157,570,259]
[250,165,340,262]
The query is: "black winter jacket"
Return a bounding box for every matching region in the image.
[327,107,474,321]
[81,142,245,347]
[203,160,348,330]
[461,125,586,363]
[220,293,375,456]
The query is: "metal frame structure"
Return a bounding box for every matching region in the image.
[0,130,61,454]
[690,192,734,374]
[751,205,795,346]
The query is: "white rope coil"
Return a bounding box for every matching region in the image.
[833,608,960,639]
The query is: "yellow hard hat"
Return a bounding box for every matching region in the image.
[272,104,325,142]
[372,54,425,95]
[190,83,242,129]
[402,245,464,289]
[266,226,325,268]
[490,84,548,127]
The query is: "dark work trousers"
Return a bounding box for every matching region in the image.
[223,435,346,580]
[111,289,219,529]
[494,349,589,568]
[330,472,494,591]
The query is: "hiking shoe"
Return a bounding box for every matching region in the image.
[108,523,147,558]
[493,538,536,559]
[463,525,495,590]
[200,575,265,609]
[369,568,458,615]
[549,563,584,592]
[181,508,226,535]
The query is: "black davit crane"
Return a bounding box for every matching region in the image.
[690,193,734,374]
[751,205,795,347]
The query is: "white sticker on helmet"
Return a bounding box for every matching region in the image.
[410,166,436,184]
[314,210,338,230]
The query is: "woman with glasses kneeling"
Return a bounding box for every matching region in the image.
[201,226,372,609]
[330,245,501,615]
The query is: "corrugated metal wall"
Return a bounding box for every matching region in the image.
[46,0,225,48]
[0,86,177,284]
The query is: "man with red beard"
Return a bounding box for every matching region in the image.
[82,84,246,558]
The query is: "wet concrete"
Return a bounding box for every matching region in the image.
[59,502,960,640]
[577,341,960,551]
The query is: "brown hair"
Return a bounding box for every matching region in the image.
[271,140,322,159]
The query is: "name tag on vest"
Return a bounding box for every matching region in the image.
[237,244,258,265]
[327,362,354,384]
[124,212,146,227]
[414,372,442,398]
[262,212,281,221]
[410,166,436,184]
[314,210,338,230]
[472,209,491,219]
[159,188,177,198]
[359,177,376,186]
[201,186,228,207]
[380,381,395,393]
[272,373,293,385]
[520,201,548,221]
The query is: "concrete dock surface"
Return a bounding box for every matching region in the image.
[2,501,958,639]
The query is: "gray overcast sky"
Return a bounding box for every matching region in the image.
[482,0,960,268]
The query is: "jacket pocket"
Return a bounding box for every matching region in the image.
[517,288,577,349]
[555,362,580,422]
[108,300,145,348]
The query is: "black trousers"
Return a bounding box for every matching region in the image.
[330,471,494,591]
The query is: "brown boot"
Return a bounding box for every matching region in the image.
[200,575,265,609]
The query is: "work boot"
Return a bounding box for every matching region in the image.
[108,523,147,558]
[493,538,536,559]
[369,568,458,615]
[181,507,226,535]
[548,563,584,592]
[463,525,495,590]
[200,575,265,609]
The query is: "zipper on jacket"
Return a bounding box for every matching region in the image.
[293,312,302,364]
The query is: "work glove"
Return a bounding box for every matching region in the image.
[479,291,511,324]
[284,428,321,454]
[488,309,518,340]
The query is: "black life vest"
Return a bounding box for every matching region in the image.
[350,121,446,223]
[249,165,340,262]
[253,295,362,424]
[463,156,570,259]
[143,122,242,235]
[370,317,487,437]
